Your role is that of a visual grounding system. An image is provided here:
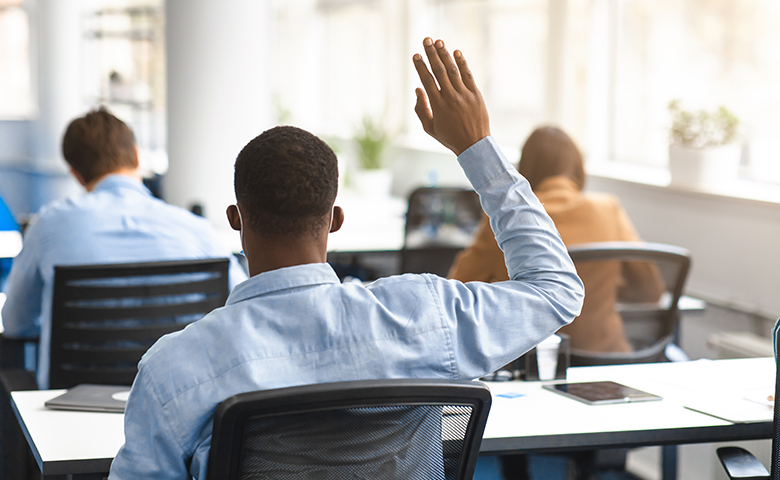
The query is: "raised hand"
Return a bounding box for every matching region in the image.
[413,37,491,156]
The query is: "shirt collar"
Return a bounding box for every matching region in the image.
[92,174,152,196]
[227,263,342,305]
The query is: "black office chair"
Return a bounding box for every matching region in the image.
[48,258,229,389]
[566,241,691,366]
[401,187,482,276]
[560,242,691,480]
[717,332,778,480]
[207,378,492,480]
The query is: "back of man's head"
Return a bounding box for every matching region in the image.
[62,107,137,185]
[234,126,339,239]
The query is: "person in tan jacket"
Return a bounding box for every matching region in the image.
[448,125,663,354]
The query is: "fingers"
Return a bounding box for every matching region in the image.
[435,40,466,92]
[423,38,453,93]
[413,52,441,103]
[414,88,434,136]
[454,50,478,92]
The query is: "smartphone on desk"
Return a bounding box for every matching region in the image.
[543,380,662,405]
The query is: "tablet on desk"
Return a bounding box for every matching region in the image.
[44,384,130,413]
[543,381,662,405]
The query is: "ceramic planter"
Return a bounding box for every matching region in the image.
[668,144,741,188]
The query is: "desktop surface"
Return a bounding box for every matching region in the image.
[11,357,773,478]
[481,358,773,454]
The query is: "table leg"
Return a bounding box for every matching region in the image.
[662,445,678,480]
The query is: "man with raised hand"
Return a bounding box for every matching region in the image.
[108,38,583,480]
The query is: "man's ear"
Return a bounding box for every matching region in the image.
[226,204,242,231]
[329,206,344,233]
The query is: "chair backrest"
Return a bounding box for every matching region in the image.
[402,187,482,276]
[404,187,482,249]
[49,258,229,389]
[207,378,492,480]
[771,333,780,480]
[566,241,691,366]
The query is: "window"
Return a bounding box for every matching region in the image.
[81,2,167,175]
[269,0,780,185]
[0,0,35,119]
[608,0,780,183]
[269,0,551,154]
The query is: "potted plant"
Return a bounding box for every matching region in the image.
[668,100,741,188]
[352,115,393,197]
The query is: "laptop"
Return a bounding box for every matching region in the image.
[44,384,130,413]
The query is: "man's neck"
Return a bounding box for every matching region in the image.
[243,232,329,277]
[85,168,142,192]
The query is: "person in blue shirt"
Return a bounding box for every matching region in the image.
[1,107,247,390]
[108,38,585,480]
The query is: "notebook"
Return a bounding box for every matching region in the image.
[44,384,130,413]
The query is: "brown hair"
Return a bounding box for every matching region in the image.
[61,107,137,184]
[517,126,585,191]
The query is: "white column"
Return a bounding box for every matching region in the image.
[546,0,568,126]
[31,0,90,171]
[164,0,272,226]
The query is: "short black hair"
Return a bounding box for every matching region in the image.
[234,126,339,238]
[62,107,137,184]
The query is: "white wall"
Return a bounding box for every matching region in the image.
[587,175,780,322]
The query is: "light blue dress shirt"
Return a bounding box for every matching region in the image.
[1,175,247,388]
[108,137,585,480]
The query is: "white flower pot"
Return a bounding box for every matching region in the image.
[353,168,393,198]
[668,144,741,188]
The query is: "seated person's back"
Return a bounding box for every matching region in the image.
[449,126,663,353]
[1,108,247,389]
[107,38,585,480]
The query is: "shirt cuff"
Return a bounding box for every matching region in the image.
[456,136,514,192]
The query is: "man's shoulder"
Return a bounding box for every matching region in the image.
[138,306,235,397]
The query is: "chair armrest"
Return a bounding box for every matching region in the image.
[717,447,770,480]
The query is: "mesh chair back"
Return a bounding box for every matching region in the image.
[404,187,482,249]
[402,187,482,276]
[567,241,691,365]
[208,379,492,480]
[49,258,229,389]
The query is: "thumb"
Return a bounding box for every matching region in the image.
[414,88,434,136]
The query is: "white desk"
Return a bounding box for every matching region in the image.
[481,358,773,455]
[327,191,406,252]
[0,230,23,259]
[11,358,773,479]
[11,389,124,478]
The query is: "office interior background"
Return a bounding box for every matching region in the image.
[0,1,778,479]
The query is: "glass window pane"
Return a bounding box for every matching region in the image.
[270,0,549,155]
[612,0,780,183]
[0,4,34,118]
